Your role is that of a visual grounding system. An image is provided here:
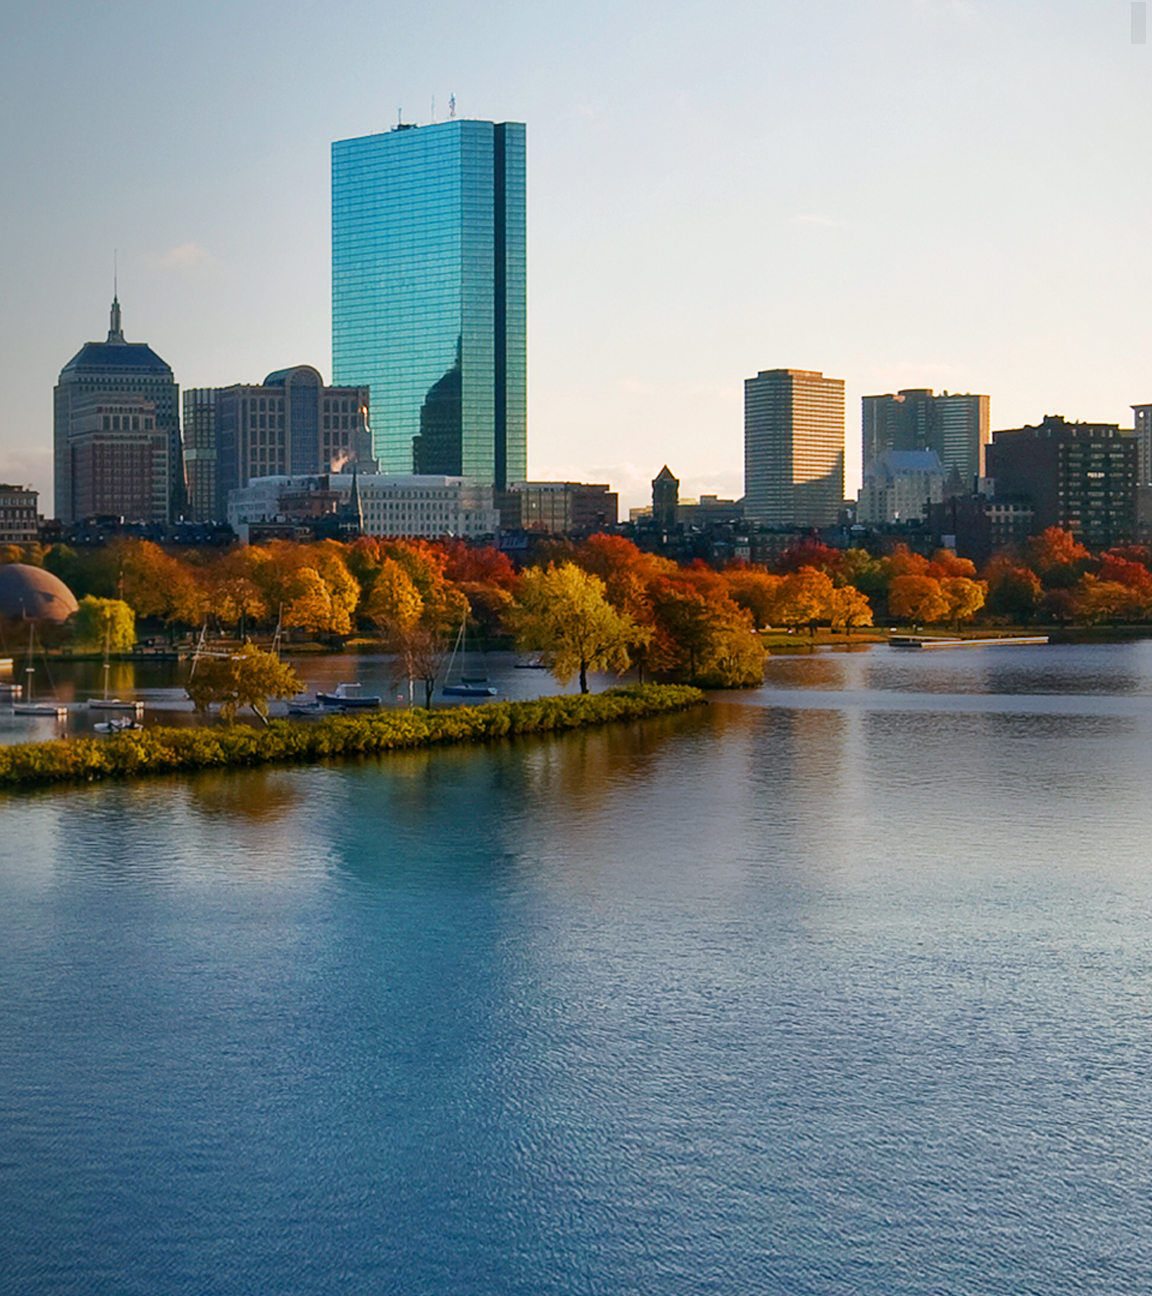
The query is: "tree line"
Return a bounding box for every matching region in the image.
[2,524,1151,696]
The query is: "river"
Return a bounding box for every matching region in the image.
[3,641,1152,1293]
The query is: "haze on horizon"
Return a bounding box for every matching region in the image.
[1,0,1148,516]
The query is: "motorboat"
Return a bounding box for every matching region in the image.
[316,683,382,710]
[94,716,140,735]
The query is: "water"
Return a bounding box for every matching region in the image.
[3,642,1152,1293]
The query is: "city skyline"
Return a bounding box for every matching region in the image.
[2,1,1150,515]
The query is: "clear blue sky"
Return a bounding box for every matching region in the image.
[1,0,1148,515]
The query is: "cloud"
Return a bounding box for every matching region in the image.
[146,243,222,277]
[790,213,843,228]
[0,444,53,499]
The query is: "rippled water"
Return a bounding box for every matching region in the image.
[3,643,1152,1294]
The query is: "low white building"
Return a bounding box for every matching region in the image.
[857,450,946,524]
[227,473,499,540]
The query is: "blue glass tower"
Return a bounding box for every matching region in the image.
[332,120,526,489]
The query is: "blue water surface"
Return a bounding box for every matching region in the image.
[3,642,1152,1294]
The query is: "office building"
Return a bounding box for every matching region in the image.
[332,119,526,489]
[67,395,169,523]
[0,485,40,544]
[744,369,845,527]
[986,415,1137,549]
[1132,404,1152,484]
[856,449,945,525]
[862,389,989,486]
[228,473,498,541]
[497,481,618,534]
[183,366,372,522]
[54,296,181,523]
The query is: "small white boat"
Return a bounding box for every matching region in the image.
[14,702,67,718]
[13,624,66,718]
[94,716,139,734]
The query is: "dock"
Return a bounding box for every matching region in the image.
[889,634,1049,650]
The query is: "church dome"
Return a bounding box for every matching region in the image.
[0,565,80,623]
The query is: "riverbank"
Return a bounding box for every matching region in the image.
[0,684,706,790]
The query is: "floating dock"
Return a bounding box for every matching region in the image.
[889,635,1049,650]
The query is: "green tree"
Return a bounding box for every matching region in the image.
[72,596,136,653]
[513,563,644,693]
[185,643,301,724]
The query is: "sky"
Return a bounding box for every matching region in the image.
[1,0,1150,516]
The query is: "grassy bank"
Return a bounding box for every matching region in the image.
[0,685,706,791]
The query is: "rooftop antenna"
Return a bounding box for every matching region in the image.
[431,94,436,123]
[449,93,456,119]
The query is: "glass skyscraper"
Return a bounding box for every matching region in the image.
[331,120,526,489]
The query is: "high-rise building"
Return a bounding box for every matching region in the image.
[986,415,1137,549]
[54,297,181,523]
[1131,404,1152,484]
[862,389,989,487]
[182,367,373,522]
[744,369,845,527]
[331,119,526,490]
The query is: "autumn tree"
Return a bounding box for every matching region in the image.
[770,566,835,636]
[1027,528,1091,588]
[888,574,950,627]
[107,539,207,630]
[185,643,301,725]
[983,557,1042,623]
[723,566,783,629]
[828,585,874,636]
[512,563,644,693]
[941,577,987,631]
[72,596,136,653]
[647,574,763,686]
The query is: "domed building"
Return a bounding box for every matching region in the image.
[0,564,79,624]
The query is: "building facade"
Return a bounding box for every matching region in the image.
[856,450,946,525]
[0,485,39,544]
[228,473,499,541]
[986,415,1137,550]
[332,119,526,489]
[54,297,180,523]
[497,481,618,534]
[744,368,845,527]
[67,395,169,523]
[862,389,989,487]
[183,367,372,522]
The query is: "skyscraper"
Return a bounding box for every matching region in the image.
[182,367,372,522]
[744,369,845,527]
[862,389,989,487]
[54,297,181,523]
[331,119,526,490]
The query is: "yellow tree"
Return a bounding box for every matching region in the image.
[513,563,643,693]
[186,643,301,724]
[770,566,835,636]
[72,596,136,653]
[828,585,874,636]
[942,577,987,631]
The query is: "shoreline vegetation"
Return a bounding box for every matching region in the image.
[0,684,706,792]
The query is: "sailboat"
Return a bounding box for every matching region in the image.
[90,619,144,716]
[442,614,497,697]
[13,624,67,718]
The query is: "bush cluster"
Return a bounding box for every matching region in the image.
[0,685,706,791]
